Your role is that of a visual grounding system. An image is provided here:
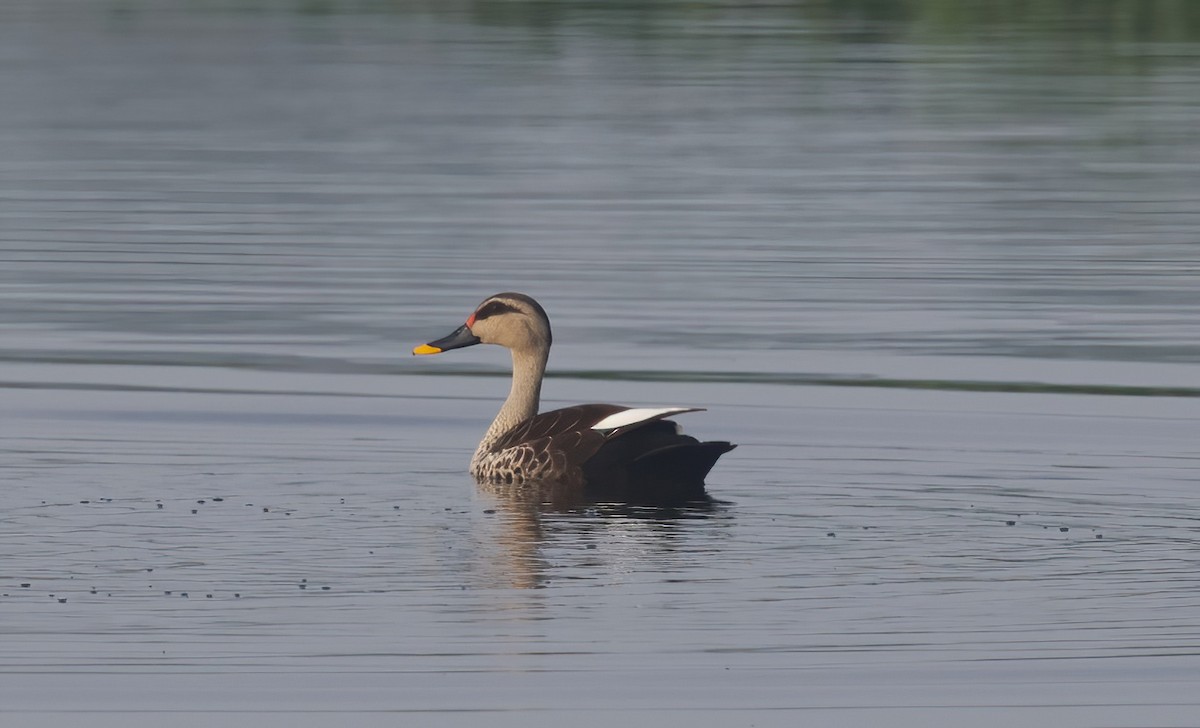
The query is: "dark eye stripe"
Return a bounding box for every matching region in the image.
[473,300,520,322]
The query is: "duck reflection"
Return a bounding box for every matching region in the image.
[475,485,732,591]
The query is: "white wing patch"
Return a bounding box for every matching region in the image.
[590,407,704,432]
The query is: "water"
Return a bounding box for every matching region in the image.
[2,2,1200,725]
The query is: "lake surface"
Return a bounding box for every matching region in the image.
[2,2,1200,725]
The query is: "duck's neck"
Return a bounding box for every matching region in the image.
[475,345,547,457]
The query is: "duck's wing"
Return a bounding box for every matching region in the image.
[491,404,705,453]
[589,406,706,437]
[484,404,711,483]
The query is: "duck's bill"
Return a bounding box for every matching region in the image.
[412,323,481,355]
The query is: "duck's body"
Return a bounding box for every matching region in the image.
[473,402,733,503]
[414,292,734,505]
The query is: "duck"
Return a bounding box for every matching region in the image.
[413,292,735,505]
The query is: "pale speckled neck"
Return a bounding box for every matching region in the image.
[471,345,547,468]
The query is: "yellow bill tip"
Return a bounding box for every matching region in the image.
[412,344,442,356]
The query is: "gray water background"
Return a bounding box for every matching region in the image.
[2,2,1199,725]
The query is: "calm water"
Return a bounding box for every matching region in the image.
[2,2,1200,725]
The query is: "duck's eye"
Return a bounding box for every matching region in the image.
[473,300,520,323]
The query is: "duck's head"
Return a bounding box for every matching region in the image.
[413,292,553,356]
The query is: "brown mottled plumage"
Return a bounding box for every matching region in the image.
[413,293,734,505]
